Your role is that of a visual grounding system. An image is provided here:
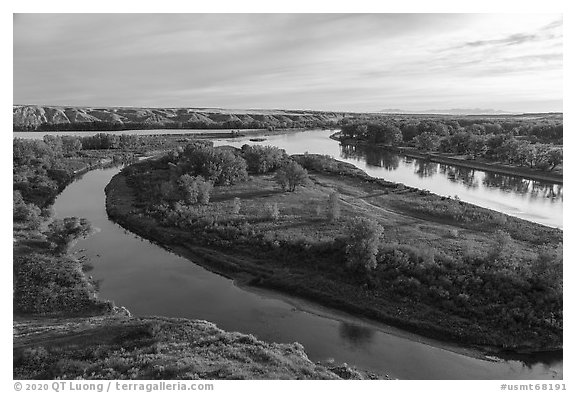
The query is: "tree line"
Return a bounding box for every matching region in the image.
[341,118,562,171]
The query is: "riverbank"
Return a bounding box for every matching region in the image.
[15,314,380,379]
[13,137,382,380]
[106,153,562,355]
[332,133,563,184]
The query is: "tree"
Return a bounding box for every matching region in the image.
[345,217,383,272]
[45,217,92,255]
[179,143,248,185]
[13,190,42,229]
[531,243,562,289]
[43,135,64,157]
[546,148,563,170]
[466,135,488,159]
[241,145,287,174]
[274,161,309,192]
[367,123,403,145]
[487,229,514,264]
[414,132,440,151]
[61,136,82,156]
[177,174,213,205]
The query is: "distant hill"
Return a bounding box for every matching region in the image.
[12,105,346,131]
[379,108,517,115]
[13,105,562,132]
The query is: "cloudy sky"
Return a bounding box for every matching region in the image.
[13,14,562,112]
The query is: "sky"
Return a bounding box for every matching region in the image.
[13,13,563,113]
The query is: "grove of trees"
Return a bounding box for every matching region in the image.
[340,117,562,171]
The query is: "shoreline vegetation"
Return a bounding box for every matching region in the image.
[13,136,378,380]
[332,133,562,185]
[104,143,562,356]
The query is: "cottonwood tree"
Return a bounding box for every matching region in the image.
[546,148,563,170]
[274,161,309,192]
[345,217,384,272]
[414,132,441,151]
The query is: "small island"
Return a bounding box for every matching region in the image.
[105,142,562,353]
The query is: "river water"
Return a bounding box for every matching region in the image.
[212,130,562,229]
[48,130,562,380]
[17,128,562,228]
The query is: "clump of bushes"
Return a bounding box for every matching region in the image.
[177,174,213,205]
[45,217,93,255]
[177,143,248,185]
[274,161,309,192]
[14,253,111,315]
[241,145,288,174]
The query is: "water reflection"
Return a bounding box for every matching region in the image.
[415,160,438,179]
[483,173,563,201]
[341,144,400,171]
[439,165,480,189]
[338,322,375,348]
[341,143,561,202]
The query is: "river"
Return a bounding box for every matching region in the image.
[18,128,562,228]
[212,130,562,229]
[48,130,562,380]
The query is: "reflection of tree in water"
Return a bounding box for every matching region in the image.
[338,322,375,347]
[497,350,563,371]
[340,143,363,160]
[532,182,563,201]
[482,172,531,194]
[414,160,438,178]
[340,144,399,170]
[481,173,563,201]
[439,165,479,189]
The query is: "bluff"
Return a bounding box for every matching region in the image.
[13,105,346,131]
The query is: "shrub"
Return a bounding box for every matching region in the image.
[160,181,179,202]
[231,197,241,215]
[45,217,93,255]
[327,191,341,222]
[197,180,213,205]
[264,203,280,221]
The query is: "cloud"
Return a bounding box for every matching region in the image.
[13,14,563,112]
[462,33,540,48]
[541,19,563,31]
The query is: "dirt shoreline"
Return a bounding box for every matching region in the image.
[332,134,563,184]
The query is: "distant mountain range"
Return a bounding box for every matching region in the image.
[379,108,517,115]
